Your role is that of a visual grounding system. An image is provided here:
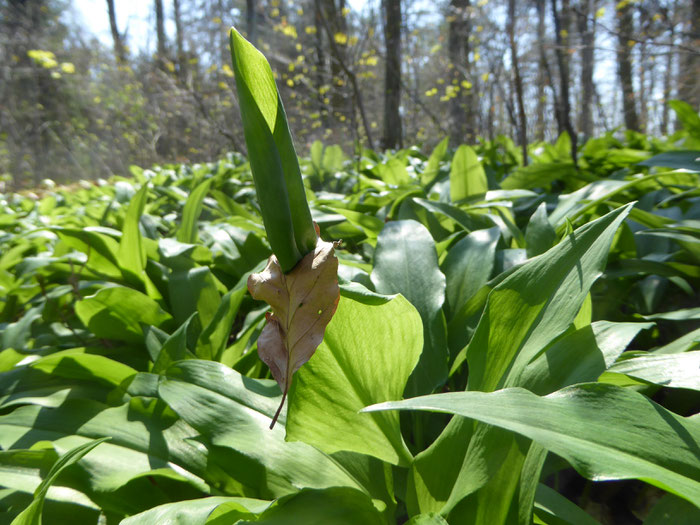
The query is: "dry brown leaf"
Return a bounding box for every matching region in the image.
[248,237,340,428]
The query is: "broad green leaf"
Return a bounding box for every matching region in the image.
[153,313,198,373]
[500,162,576,190]
[450,145,487,201]
[75,286,173,343]
[158,360,372,497]
[409,205,632,517]
[422,137,449,186]
[469,204,632,393]
[518,321,652,395]
[365,383,700,506]
[607,351,700,391]
[377,158,412,186]
[533,483,601,525]
[669,100,700,139]
[117,184,151,291]
[639,307,700,321]
[28,351,137,388]
[0,397,211,516]
[406,513,450,525]
[1,304,44,351]
[0,449,100,522]
[229,28,316,269]
[441,226,499,321]
[371,220,447,395]
[323,205,385,244]
[233,487,386,525]
[54,228,122,279]
[168,266,221,327]
[120,496,269,525]
[177,178,213,243]
[287,294,421,466]
[413,198,495,233]
[639,151,700,172]
[197,280,247,362]
[652,327,700,354]
[525,202,556,257]
[10,437,108,525]
[643,494,700,525]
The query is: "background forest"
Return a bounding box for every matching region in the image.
[0,0,698,188]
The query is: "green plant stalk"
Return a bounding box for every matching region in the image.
[229,28,317,272]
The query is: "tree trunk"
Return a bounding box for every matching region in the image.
[661,18,674,135]
[535,0,547,141]
[320,0,349,124]
[381,0,402,150]
[246,0,257,43]
[173,0,185,80]
[616,2,639,131]
[106,0,126,63]
[155,0,167,61]
[576,0,595,141]
[551,0,577,164]
[677,0,700,109]
[313,0,328,125]
[639,40,648,133]
[448,0,476,145]
[508,0,528,164]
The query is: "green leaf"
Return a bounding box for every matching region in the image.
[0,449,101,522]
[197,279,247,362]
[0,397,210,516]
[669,100,700,139]
[120,496,269,525]
[533,483,601,525]
[229,28,316,269]
[158,360,372,496]
[152,313,198,373]
[117,184,151,292]
[364,383,700,506]
[408,205,633,517]
[501,162,577,190]
[406,513,450,525]
[10,437,108,525]
[468,203,632,393]
[422,137,449,186]
[639,151,700,172]
[287,294,422,466]
[450,145,487,201]
[377,157,412,186]
[441,226,499,321]
[168,266,222,327]
[607,351,700,391]
[643,494,700,525]
[371,220,447,395]
[233,487,386,525]
[525,202,556,257]
[177,178,213,243]
[517,321,652,396]
[75,286,173,343]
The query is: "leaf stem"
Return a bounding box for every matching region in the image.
[270,389,287,430]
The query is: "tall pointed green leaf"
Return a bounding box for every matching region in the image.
[365,383,700,506]
[406,204,633,517]
[10,438,108,525]
[177,178,213,244]
[229,28,316,271]
[450,145,487,201]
